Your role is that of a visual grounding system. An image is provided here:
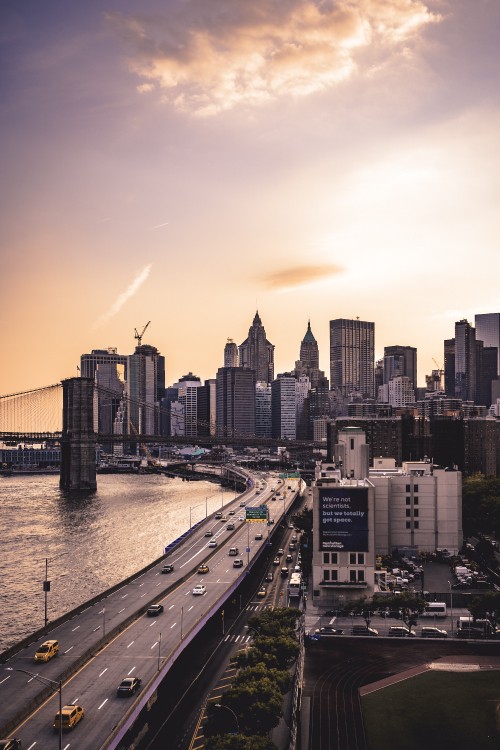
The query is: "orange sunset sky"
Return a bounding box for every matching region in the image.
[1,1,500,394]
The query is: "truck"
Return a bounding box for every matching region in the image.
[457,616,497,638]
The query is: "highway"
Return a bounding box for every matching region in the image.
[1,472,301,748]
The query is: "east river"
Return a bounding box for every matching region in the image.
[0,473,236,652]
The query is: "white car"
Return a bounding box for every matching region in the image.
[208,540,217,548]
[192,584,206,595]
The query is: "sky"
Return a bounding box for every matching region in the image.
[1,0,500,395]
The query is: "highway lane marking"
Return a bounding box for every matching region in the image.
[188,605,194,611]
[170,623,177,629]
[93,626,101,632]
[149,621,157,627]
[127,666,136,675]
[98,608,105,614]
[26,743,36,749]
[156,582,162,586]
[140,593,147,598]
[72,696,79,703]
[127,641,135,648]
[168,604,174,610]
[98,698,108,710]
[99,668,108,677]
[63,744,70,750]
[121,594,128,599]
[139,582,144,587]
[151,641,159,649]
[0,676,10,684]
[64,646,74,653]
[71,625,80,631]
[118,608,125,613]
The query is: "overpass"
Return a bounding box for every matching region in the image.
[0,472,303,747]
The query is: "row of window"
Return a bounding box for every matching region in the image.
[406,521,420,529]
[322,553,365,565]
[406,484,419,492]
[405,496,419,504]
[324,569,365,582]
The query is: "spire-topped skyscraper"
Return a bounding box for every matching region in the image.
[299,320,319,370]
[239,311,275,384]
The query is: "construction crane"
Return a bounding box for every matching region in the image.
[134,321,151,347]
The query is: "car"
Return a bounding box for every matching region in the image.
[351,626,378,636]
[291,535,297,542]
[421,626,448,638]
[197,564,210,574]
[388,626,416,637]
[272,557,280,565]
[214,513,222,520]
[34,639,59,662]
[240,501,246,507]
[255,533,263,540]
[228,510,235,515]
[147,604,164,616]
[238,515,245,521]
[117,676,142,696]
[289,543,296,551]
[257,587,266,598]
[53,705,85,731]
[208,540,217,547]
[227,523,235,530]
[228,547,239,556]
[267,518,275,525]
[0,740,22,749]
[281,567,289,577]
[161,564,174,573]
[233,559,244,568]
[221,516,227,522]
[315,626,344,636]
[277,548,284,556]
[204,530,213,537]
[192,584,206,595]
[286,554,293,563]
[265,570,274,581]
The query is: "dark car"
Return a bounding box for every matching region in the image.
[351,625,378,636]
[161,564,174,573]
[204,530,213,537]
[0,741,22,749]
[315,626,344,636]
[147,604,164,616]
[117,676,142,696]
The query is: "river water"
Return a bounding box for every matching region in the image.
[0,473,235,652]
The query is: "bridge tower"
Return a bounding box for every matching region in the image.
[60,377,97,491]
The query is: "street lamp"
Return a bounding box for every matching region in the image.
[43,553,68,630]
[447,580,454,634]
[6,667,63,750]
[214,703,240,734]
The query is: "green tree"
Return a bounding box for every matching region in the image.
[248,607,300,637]
[462,474,500,537]
[223,680,283,735]
[469,591,500,631]
[363,593,426,633]
[234,664,291,695]
[206,735,277,750]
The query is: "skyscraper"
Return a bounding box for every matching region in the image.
[215,367,256,437]
[383,345,417,390]
[271,374,297,440]
[80,348,127,440]
[239,311,275,384]
[224,339,239,368]
[330,318,375,398]
[475,313,500,372]
[454,320,476,402]
[299,320,319,370]
[127,344,165,435]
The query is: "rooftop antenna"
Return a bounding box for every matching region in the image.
[134,321,151,347]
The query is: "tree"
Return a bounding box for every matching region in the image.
[234,664,291,695]
[248,607,300,637]
[223,680,283,735]
[469,591,500,631]
[361,593,426,633]
[462,474,500,538]
[206,733,278,750]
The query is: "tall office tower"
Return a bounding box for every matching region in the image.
[475,313,500,372]
[454,320,476,402]
[383,345,417,390]
[81,348,128,439]
[224,339,239,368]
[239,311,275,384]
[216,367,256,437]
[299,321,319,370]
[296,375,311,440]
[255,381,272,438]
[329,318,375,398]
[175,373,202,437]
[374,359,384,398]
[127,344,165,435]
[476,345,498,407]
[444,339,455,396]
[271,374,297,440]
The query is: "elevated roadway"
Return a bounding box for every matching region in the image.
[0,472,302,748]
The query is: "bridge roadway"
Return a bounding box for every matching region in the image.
[0,473,301,748]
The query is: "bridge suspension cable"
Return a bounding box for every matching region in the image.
[0,384,63,434]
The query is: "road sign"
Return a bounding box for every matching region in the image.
[245,505,268,521]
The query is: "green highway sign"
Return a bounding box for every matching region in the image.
[245,505,269,522]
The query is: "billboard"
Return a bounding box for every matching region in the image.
[245,505,269,522]
[318,487,368,552]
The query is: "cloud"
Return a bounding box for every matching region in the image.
[94,264,152,328]
[106,0,440,116]
[259,263,343,290]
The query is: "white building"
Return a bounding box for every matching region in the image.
[388,375,414,407]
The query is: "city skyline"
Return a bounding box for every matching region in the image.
[2,1,500,394]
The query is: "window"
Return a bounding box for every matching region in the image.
[358,553,364,564]
[350,438,354,449]
[414,484,419,492]
[414,509,419,517]
[414,521,419,529]
[331,553,338,564]
[406,496,411,505]
[323,552,329,564]
[349,553,356,565]
[332,569,338,581]
[414,496,419,504]
[406,484,410,492]
[406,521,411,529]
[349,570,357,582]
[406,509,411,517]
[324,569,330,581]
[357,570,365,582]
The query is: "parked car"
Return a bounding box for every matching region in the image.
[53,705,84,731]
[147,604,164,616]
[197,564,209,574]
[351,626,378,636]
[117,676,142,696]
[388,625,416,637]
[161,564,174,573]
[315,626,344,636]
[34,639,59,662]
[192,584,206,595]
[421,626,448,638]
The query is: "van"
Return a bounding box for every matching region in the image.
[228,547,239,556]
[34,640,59,662]
[53,704,85,730]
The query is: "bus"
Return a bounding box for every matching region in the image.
[288,572,302,598]
[421,602,447,618]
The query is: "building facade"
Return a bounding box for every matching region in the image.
[239,311,275,384]
[329,318,375,399]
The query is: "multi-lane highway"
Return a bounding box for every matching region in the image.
[1,471,301,748]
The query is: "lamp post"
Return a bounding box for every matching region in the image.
[447,580,454,634]
[43,552,68,630]
[214,703,240,734]
[7,667,63,750]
